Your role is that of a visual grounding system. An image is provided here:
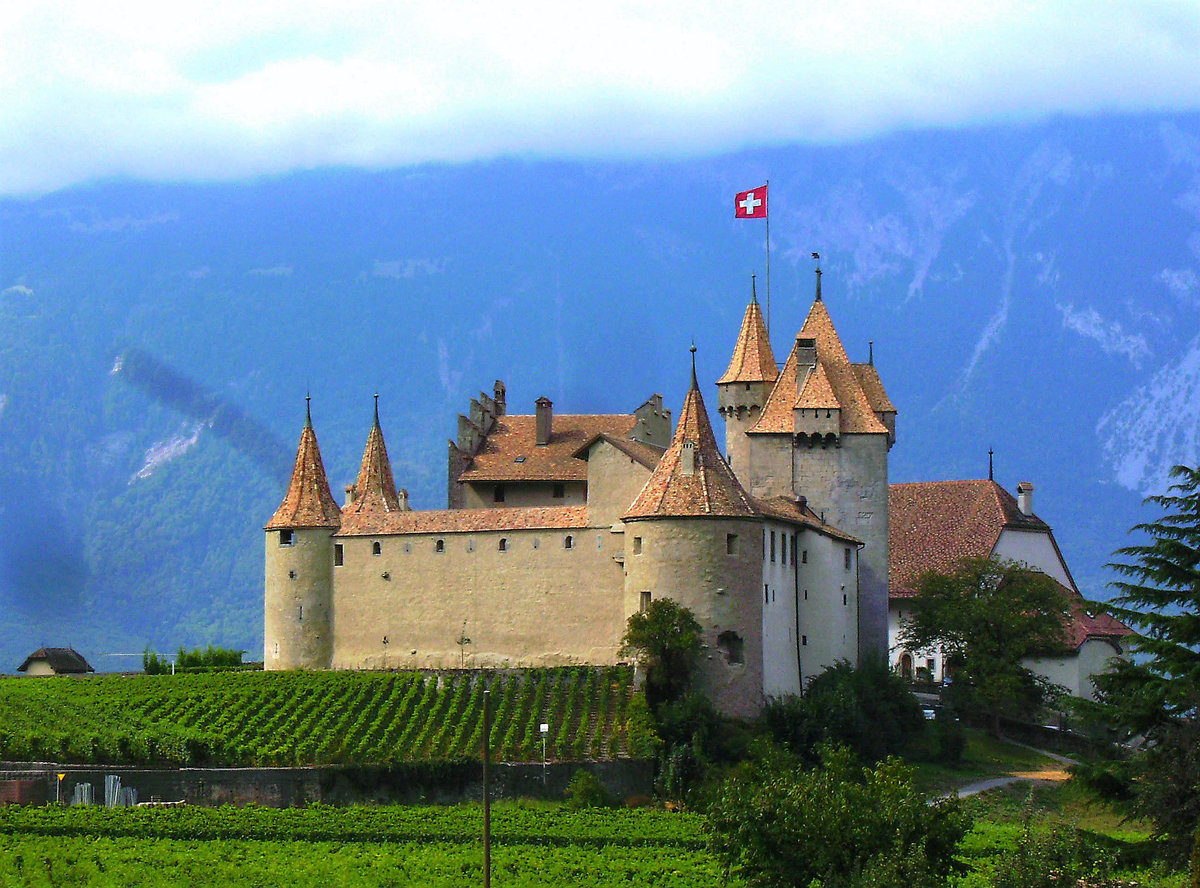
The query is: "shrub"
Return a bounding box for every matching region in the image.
[564,769,611,808]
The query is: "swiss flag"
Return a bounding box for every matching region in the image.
[735,185,768,219]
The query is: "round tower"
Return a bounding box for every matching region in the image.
[264,398,341,670]
[716,277,778,478]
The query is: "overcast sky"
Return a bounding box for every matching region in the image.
[4,0,1200,196]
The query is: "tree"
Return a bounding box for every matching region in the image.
[900,556,1070,736]
[706,745,968,888]
[1086,464,1200,864]
[620,598,703,711]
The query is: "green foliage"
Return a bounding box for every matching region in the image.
[620,599,703,711]
[900,556,1070,735]
[706,745,969,888]
[1085,465,1200,865]
[0,667,639,767]
[143,645,246,674]
[989,792,1116,888]
[564,769,612,809]
[762,660,925,765]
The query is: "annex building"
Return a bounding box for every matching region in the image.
[264,280,890,717]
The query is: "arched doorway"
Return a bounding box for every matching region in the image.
[899,653,913,681]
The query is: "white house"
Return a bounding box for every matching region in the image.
[888,479,1132,700]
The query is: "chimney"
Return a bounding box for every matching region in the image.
[1017,481,1034,516]
[344,484,357,507]
[795,336,817,383]
[680,440,696,475]
[493,380,507,416]
[795,495,807,513]
[397,488,411,511]
[535,396,553,445]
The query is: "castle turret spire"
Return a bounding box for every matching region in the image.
[625,359,757,520]
[717,278,777,386]
[266,399,341,529]
[349,395,400,514]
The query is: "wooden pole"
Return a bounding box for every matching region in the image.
[482,688,491,888]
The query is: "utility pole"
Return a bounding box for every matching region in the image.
[482,688,491,888]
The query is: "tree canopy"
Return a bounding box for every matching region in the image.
[899,556,1070,735]
[620,598,703,711]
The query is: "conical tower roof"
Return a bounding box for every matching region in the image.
[717,281,777,385]
[751,293,890,435]
[347,395,400,516]
[265,400,341,529]
[625,354,757,520]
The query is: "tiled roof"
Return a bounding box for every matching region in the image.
[624,371,758,520]
[457,414,636,483]
[889,479,1052,597]
[795,362,840,410]
[1058,583,1134,650]
[750,299,890,436]
[17,647,93,673]
[338,504,590,537]
[752,495,863,544]
[852,363,896,413]
[573,433,666,470]
[345,404,401,518]
[717,295,778,385]
[265,411,342,530]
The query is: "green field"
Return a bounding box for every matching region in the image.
[0,803,723,888]
[0,668,656,767]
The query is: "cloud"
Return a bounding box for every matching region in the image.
[247,265,293,277]
[67,211,179,233]
[1157,267,1200,304]
[1057,302,1151,367]
[1,285,34,297]
[5,2,1200,195]
[372,258,445,280]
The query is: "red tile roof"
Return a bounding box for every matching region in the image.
[717,295,778,385]
[344,405,401,520]
[751,299,890,435]
[889,479,1050,596]
[457,414,636,483]
[265,412,342,529]
[1058,584,1134,649]
[852,363,896,413]
[573,433,666,470]
[752,495,863,544]
[338,504,590,536]
[624,373,758,520]
[795,362,840,410]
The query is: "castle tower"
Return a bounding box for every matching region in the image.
[717,277,778,478]
[264,398,341,670]
[344,395,404,517]
[624,350,764,717]
[733,269,896,664]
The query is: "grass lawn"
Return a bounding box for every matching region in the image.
[909,728,1066,795]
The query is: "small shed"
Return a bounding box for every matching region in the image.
[16,647,94,676]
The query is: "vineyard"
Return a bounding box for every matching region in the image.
[0,667,657,767]
[0,803,726,888]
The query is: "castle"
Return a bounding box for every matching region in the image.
[264,276,896,716]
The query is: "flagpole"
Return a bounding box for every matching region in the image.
[765,178,771,338]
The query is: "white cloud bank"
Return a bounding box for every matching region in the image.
[4,1,1200,195]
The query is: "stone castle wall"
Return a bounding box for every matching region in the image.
[331,526,626,670]
[265,527,335,670]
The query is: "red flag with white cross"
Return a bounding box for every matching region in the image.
[735,185,768,219]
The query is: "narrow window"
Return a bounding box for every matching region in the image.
[803,589,808,600]
[802,635,808,646]
[279,530,294,546]
[493,484,506,503]
[633,537,642,555]
[435,539,445,553]
[726,533,738,555]
[563,535,573,549]
[298,605,303,622]
[334,544,344,566]
[273,642,280,659]
[764,584,769,603]
[781,535,787,564]
[770,531,776,563]
[498,538,507,552]
[844,548,852,570]
[843,593,848,606]
[552,483,565,498]
[802,549,808,564]
[772,588,776,602]
[372,541,381,556]
[639,590,651,612]
[792,535,798,566]
[532,537,539,549]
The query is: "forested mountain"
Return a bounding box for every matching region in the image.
[2,113,1197,670]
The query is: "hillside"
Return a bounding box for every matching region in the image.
[1,112,1199,666]
[0,667,652,767]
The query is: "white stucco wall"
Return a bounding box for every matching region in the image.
[762,521,801,698]
[992,528,1072,587]
[795,530,859,684]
